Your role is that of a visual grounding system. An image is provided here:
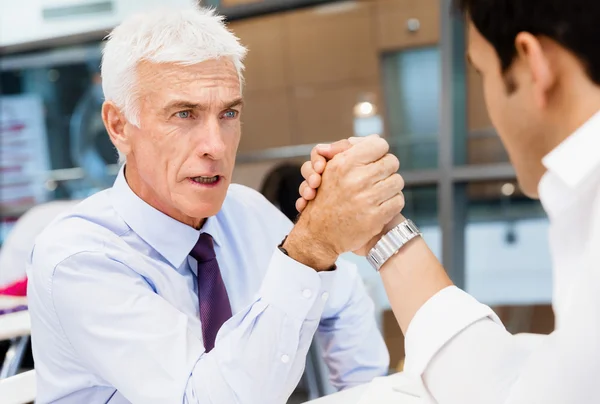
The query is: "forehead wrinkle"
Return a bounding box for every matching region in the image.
[136,61,241,112]
[137,60,239,88]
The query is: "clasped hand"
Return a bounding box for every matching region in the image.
[294,135,406,257]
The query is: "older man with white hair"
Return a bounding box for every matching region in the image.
[26,6,405,404]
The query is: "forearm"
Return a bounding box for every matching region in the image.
[185,249,331,404]
[378,234,453,334]
[379,243,529,403]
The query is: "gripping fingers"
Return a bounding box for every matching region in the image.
[296,197,308,213]
[366,153,400,183]
[314,139,355,163]
[299,181,317,201]
[310,148,327,174]
[301,160,316,181]
[344,135,390,165]
[301,161,323,190]
[378,192,405,223]
[374,173,405,205]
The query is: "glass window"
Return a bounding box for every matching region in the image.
[381,47,440,170]
[461,180,552,306]
[0,45,117,211]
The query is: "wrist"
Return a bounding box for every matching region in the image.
[367,215,420,271]
[384,213,406,233]
[283,224,338,272]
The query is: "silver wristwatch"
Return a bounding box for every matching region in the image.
[367,219,422,271]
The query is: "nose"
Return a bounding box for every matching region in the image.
[196,117,226,160]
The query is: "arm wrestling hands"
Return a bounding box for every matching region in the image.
[294,136,454,334]
[295,136,407,258]
[281,135,406,270]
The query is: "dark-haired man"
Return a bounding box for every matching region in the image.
[297,1,600,403]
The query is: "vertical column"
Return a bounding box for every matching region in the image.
[438,0,467,288]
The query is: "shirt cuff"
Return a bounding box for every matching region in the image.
[403,286,503,376]
[259,248,332,321]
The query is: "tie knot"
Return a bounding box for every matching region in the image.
[190,233,216,262]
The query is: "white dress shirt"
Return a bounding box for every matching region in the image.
[403,110,600,404]
[26,168,388,404]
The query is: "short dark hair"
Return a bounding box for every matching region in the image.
[455,0,600,86]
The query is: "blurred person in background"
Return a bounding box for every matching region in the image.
[25,6,403,404]
[260,162,304,222]
[298,0,600,403]
[0,200,80,294]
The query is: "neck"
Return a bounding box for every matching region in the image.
[545,76,600,156]
[123,162,206,229]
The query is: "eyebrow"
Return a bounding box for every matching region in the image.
[163,97,244,113]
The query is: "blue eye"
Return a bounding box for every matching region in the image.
[223,110,238,119]
[177,111,191,119]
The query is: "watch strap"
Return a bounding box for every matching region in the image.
[367,219,421,271]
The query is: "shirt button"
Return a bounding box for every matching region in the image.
[302,289,312,299]
[321,292,329,302]
[281,354,290,364]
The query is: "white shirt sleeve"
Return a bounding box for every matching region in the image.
[404,275,600,404]
[47,249,333,404]
[316,258,390,390]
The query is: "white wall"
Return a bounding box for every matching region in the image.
[0,0,196,48]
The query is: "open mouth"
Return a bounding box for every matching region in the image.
[189,175,221,185]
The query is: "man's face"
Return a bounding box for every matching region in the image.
[467,23,549,198]
[122,59,242,227]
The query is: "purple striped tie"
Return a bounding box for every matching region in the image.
[190,233,232,353]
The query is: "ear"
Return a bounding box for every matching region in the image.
[102,101,131,159]
[515,32,555,109]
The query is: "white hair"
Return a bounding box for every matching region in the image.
[101,6,248,163]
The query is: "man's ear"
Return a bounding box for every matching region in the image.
[515,32,555,109]
[102,101,131,158]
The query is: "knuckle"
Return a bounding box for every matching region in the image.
[380,159,392,177]
[395,194,405,211]
[363,189,377,207]
[335,153,348,166]
[310,145,320,157]
[392,173,404,190]
[354,171,370,188]
[397,174,405,189]
[390,154,400,172]
[397,193,405,210]
[331,155,348,174]
[336,139,351,150]
[376,137,390,154]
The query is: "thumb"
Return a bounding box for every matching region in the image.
[314,139,355,161]
[347,136,367,145]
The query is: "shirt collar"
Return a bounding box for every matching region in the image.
[539,109,600,216]
[109,165,225,268]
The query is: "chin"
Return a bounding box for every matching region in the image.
[185,195,226,219]
[515,172,541,200]
[506,148,545,201]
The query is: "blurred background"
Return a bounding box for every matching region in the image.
[0,0,553,400]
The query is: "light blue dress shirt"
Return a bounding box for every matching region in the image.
[26,168,389,404]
